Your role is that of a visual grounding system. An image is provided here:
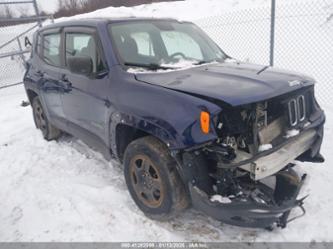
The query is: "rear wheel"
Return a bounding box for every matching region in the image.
[32,96,61,141]
[124,136,189,220]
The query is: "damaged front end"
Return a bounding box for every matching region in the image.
[176,86,325,229]
[189,168,307,229]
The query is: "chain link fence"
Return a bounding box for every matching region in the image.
[0,22,37,88]
[196,6,272,65]
[273,1,333,105]
[195,0,333,105]
[0,0,52,89]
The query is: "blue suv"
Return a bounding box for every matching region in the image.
[24,18,325,229]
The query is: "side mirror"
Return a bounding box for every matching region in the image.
[67,56,93,76]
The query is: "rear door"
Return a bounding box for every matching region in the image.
[59,26,110,142]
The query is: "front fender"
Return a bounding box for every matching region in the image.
[108,68,223,154]
[108,111,177,156]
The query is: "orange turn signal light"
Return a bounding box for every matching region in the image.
[200,111,210,134]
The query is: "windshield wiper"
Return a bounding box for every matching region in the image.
[195,60,210,65]
[124,62,174,71]
[194,60,218,65]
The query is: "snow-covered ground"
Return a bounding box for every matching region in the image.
[0,84,333,242]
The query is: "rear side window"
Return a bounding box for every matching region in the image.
[43,33,61,67]
[65,33,105,73]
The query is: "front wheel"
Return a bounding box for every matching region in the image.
[124,136,190,220]
[32,96,61,141]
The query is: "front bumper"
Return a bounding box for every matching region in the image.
[190,170,307,229]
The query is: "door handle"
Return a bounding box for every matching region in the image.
[36,70,44,77]
[65,81,72,88]
[104,99,111,108]
[64,81,72,92]
[61,74,69,82]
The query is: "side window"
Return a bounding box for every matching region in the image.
[161,31,203,60]
[130,32,155,57]
[65,33,105,73]
[43,33,61,67]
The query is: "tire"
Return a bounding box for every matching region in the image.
[32,96,61,141]
[124,136,190,220]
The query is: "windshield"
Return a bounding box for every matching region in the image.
[108,20,227,70]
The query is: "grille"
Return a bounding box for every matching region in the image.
[288,94,306,127]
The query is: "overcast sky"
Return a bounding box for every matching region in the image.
[37,0,59,13]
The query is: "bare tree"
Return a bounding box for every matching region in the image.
[65,0,79,10]
[3,5,14,18]
[17,6,29,18]
[55,0,80,17]
[58,0,66,10]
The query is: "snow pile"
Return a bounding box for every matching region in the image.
[210,195,232,204]
[55,0,271,22]
[51,0,324,23]
[127,60,218,74]
[285,129,300,138]
[161,59,199,69]
[258,144,273,152]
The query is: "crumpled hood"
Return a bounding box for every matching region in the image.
[134,62,315,106]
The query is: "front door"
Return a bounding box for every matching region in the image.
[59,27,110,142]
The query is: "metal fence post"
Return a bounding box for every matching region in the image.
[270,0,276,66]
[0,0,49,89]
[32,0,42,27]
[16,37,26,65]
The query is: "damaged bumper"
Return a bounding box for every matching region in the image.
[190,170,307,229]
[222,110,325,180]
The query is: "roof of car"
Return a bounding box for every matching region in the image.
[39,17,188,32]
